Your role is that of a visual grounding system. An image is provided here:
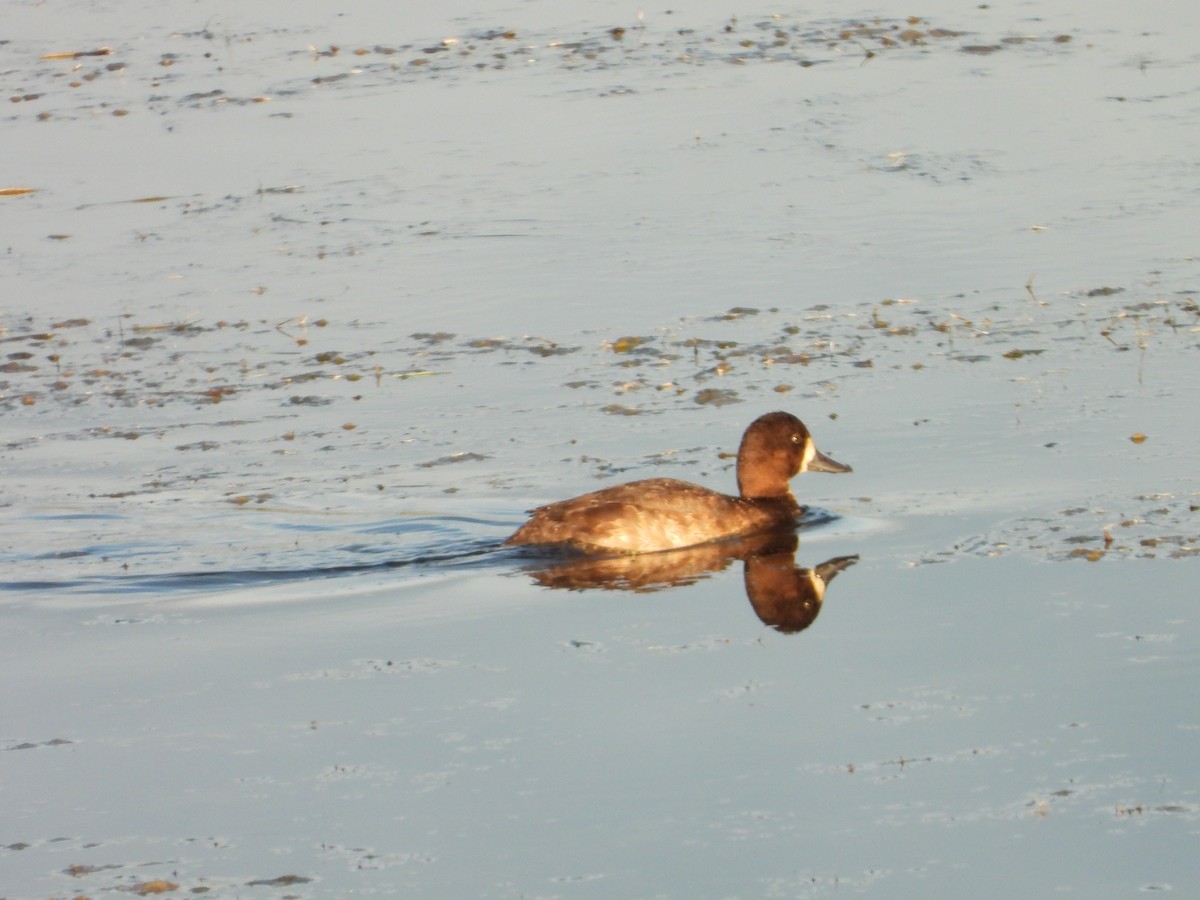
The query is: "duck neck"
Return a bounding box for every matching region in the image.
[737,469,796,502]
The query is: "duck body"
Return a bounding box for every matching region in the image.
[506,476,800,555]
[506,411,851,555]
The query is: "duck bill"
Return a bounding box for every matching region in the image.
[808,447,852,474]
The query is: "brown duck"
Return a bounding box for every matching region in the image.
[506,411,851,554]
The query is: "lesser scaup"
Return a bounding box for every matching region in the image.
[506,411,851,554]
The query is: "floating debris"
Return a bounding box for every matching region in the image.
[40,48,113,59]
[245,874,312,887]
[694,388,740,406]
[417,452,490,468]
[609,336,648,353]
[1002,348,1046,359]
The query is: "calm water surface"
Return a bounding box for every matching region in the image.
[2,0,1197,896]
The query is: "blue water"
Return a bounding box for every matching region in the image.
[2,0,1198,896]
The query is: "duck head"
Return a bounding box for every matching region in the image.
[736,411,852,499]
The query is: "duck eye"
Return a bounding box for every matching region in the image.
[791,433,801,444]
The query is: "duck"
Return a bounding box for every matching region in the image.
[505,411,851,555]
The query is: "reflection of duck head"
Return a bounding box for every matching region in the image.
[741,533,858,634]
[518,529,857,634]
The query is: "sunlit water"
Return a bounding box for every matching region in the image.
[2,0,1197,896]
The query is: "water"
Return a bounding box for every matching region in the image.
[2,0,1198,896]
[5,552,1196,896]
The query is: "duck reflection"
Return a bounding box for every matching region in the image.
[520,531,857,635]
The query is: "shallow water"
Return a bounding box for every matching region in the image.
[2,0,1198,896]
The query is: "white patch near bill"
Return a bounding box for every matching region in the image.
[800,440,816,472]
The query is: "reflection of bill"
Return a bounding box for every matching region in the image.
[519,531,857,635]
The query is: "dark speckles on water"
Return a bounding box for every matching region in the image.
[417,451,491,468]
[694,388,740,406]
